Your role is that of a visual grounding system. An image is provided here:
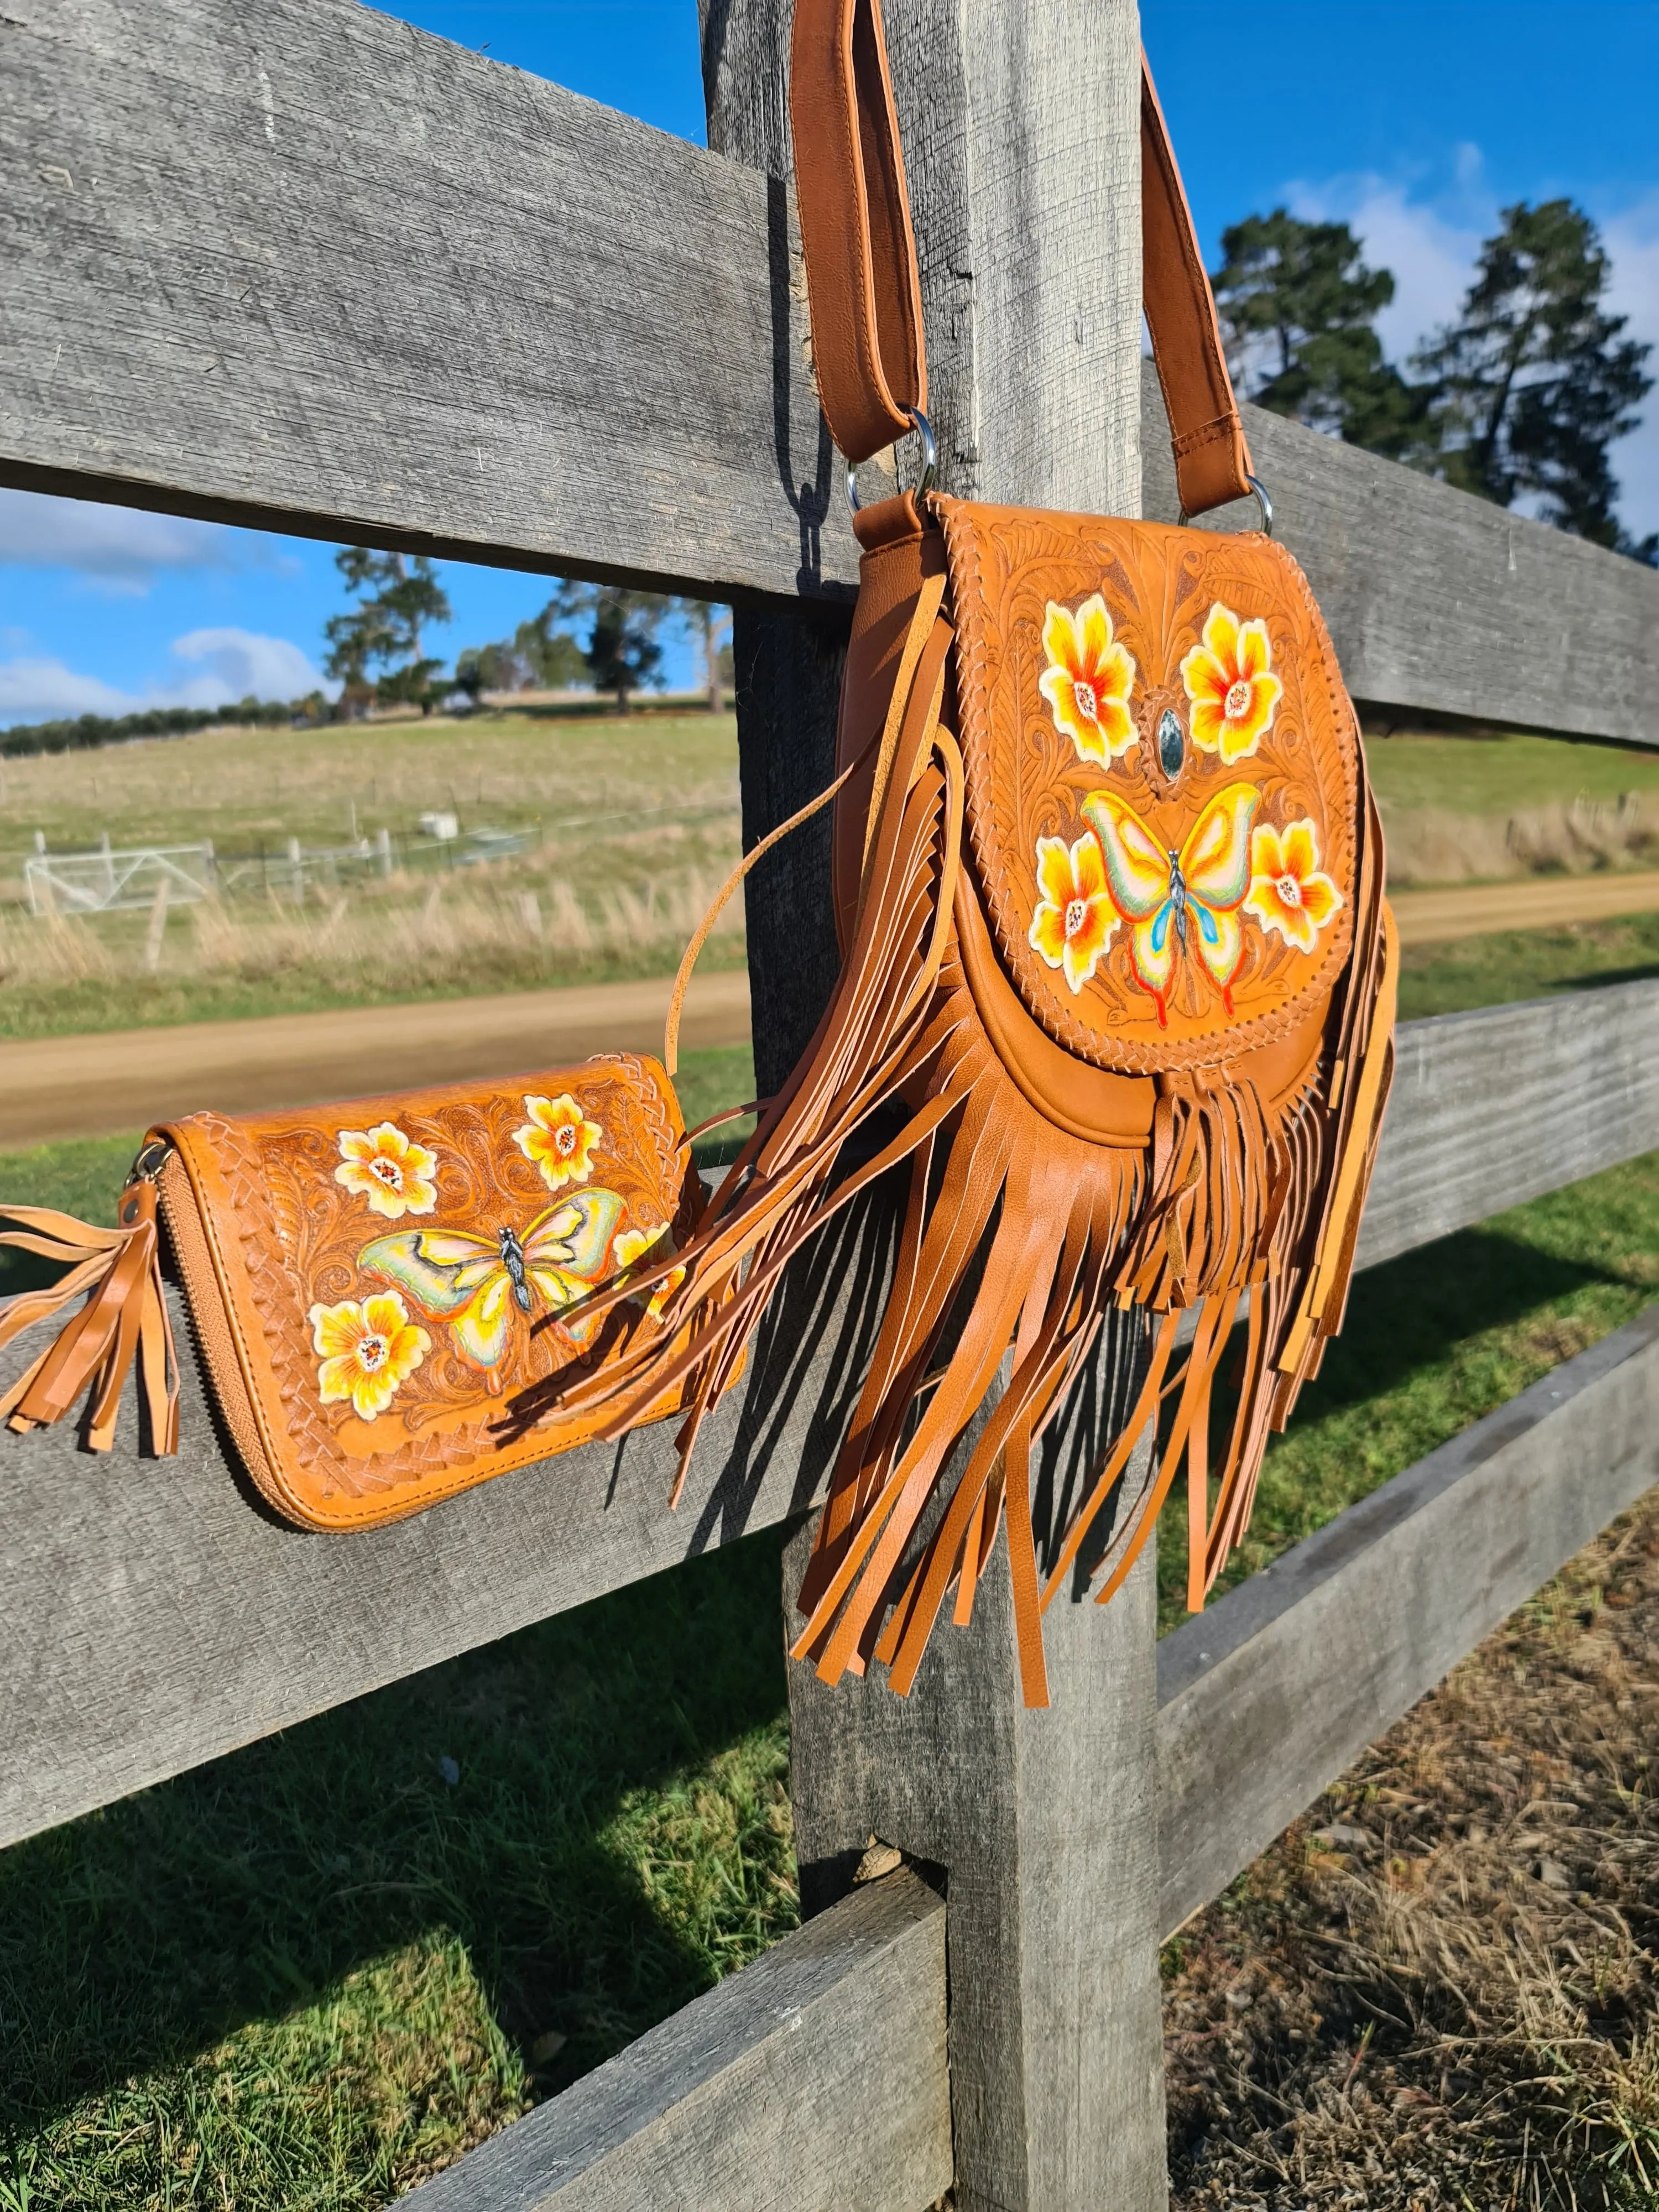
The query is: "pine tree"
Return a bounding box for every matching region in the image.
[1413,200,1653,549]
[541,584,671,712]
[323,550,452,710]
[1210,210,1434,460]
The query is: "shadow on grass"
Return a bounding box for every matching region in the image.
[1561,959,1659,992]
[0,1527,793,2138]
[1289,1223,1625,1420]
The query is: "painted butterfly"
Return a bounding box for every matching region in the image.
[1081,780,1261,1024]
[361,1188,627,1389]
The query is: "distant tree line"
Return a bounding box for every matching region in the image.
[0,697,305,758]
[322,550,735,718]
[1211,197,1655,561]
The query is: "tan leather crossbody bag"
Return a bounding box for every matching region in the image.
[550,0,1398,1705]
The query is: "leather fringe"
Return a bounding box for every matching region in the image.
[546,589,1398,1709]
[0,1180,180,1454]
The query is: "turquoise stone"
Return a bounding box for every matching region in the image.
[1157,708,1185,777]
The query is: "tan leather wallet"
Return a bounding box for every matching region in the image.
[0,1054,712,1529]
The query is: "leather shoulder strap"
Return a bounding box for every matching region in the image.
[789,0,1254,518]
[1138,58,1254,517]
[790,0,927,466]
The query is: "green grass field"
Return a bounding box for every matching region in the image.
[1365,731,1659,816]
[1,1108,1655,2205]
[1396,907,1659,1019]
[4,713,1659,2205]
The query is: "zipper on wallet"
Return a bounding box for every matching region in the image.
[152,1146,278,1494]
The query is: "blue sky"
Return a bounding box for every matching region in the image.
[3,0,1656,726]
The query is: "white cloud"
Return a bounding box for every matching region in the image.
[1603,195,1659,542]
[0,657,136,723]
[0,489,298,594]
[0,628,334,727]
[1287,163,1659,544]
[1286,168,1484,367]
[168,628,330,705]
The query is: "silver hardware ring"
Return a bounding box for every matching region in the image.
[1178,471,1274,539]
[846,407,937,517]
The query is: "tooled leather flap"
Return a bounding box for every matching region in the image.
[935,495,1361,1077]
[163,1055,697,1528]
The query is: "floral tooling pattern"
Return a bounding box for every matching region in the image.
[1028,832,1118,994]
[514,1093,602,1189]
[334,1122,438,1219]
[1244,818,1344,951]
[1024,581,1340,1026]
[612,1224,686,1320]
[1180,602,1282,764]
[310,1290,430,1419]
[1037,593,1137,764]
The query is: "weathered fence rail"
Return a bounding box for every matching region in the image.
[408,1865,952,2211]
[2,980,1656,1851]
[6,0,1658,750]
[8,0,1659,2205]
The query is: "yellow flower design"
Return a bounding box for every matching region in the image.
[310,1291,429,1421]
[1037,594,1136,764]
[1029,832,1118,995]
[1180,603,1282,764]
[334,1122,437,1219]
[612,1223,686,1321]
[1244,818,1343,953]
[514,1093,601,1190]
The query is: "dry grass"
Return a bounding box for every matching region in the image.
[0,864,742,995]
[0,709,744,1036]
[1165,1491,1659,2209]
[1384,793,1659,889]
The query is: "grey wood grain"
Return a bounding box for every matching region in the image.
[772,2,1168,2204]
[0,1191,899,1849]
[1358,978,1659,1271]
[1,0,855,603]
[1156,1302,1659,1938]
[698,0,849,1097]
[7,8,1656,746]
[786,1495,1167,2212]
[0,990,1653,1856]
[1144,362,1659,749]
[404,1867,951,2211]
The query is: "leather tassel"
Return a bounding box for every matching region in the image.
[0,1181,179,1454]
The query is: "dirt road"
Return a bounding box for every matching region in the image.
[3,870,1655,1151]
[0,971,750,1150]
[1389,868,1659,945]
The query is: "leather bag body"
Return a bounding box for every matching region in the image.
[564,0,1398,1705]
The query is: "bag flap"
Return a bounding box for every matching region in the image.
[161,1053,696,1524]
[936,495,1361,1076]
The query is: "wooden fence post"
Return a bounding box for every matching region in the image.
[702,0,848,1093]
[705,3,1164,2205]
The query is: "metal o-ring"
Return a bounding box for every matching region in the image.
[846,407,937,517]
[1178,472,1274,539]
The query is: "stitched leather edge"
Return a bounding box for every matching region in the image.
[937,493,1362,1078]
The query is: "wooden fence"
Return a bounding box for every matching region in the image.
[5,3,1659,2205]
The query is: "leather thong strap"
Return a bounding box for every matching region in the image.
[1138,60,1255,517]
[790,0,927,465]
[789,0,1254,517]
